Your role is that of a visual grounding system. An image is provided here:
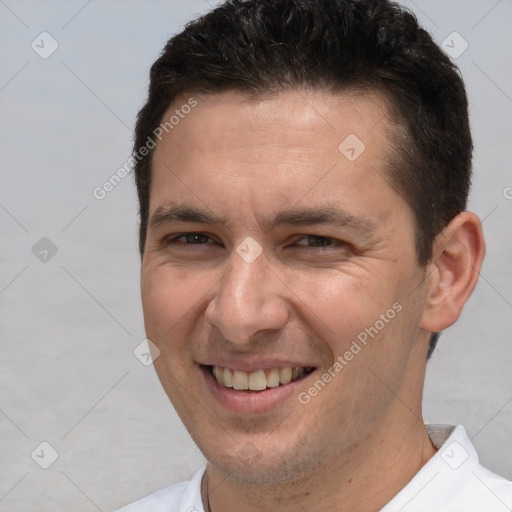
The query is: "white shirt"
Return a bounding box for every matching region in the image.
[115,424,512,511]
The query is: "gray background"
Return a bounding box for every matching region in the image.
[0,0,511,510]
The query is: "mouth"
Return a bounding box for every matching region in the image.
[205,365,316,392]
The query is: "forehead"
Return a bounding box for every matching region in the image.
[150,88,403,228]
[155,88,393,158]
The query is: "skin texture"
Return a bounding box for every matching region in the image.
[140,89,485,512]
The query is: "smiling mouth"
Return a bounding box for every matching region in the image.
[206,365,315,391]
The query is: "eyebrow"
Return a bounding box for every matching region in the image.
[148,201,377,236]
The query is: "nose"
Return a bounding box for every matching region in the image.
[204,249,290,347]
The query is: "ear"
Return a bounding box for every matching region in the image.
[420,212,486,333]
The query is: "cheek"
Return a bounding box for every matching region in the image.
[140,264,213,341]
[284,266,391,355]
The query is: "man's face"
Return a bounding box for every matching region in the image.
[141,90,429,484]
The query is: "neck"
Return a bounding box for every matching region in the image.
[204,409,437,512]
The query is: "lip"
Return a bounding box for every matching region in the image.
[198,357,314,373]
[200,364,315,414]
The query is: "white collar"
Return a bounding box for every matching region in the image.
[181,425,509,512]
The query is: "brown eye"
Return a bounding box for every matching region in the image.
[166,233,216,246]
[294,235,341,248]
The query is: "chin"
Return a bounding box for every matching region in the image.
[204,440,327,486]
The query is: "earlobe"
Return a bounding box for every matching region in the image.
[420,212,486,333]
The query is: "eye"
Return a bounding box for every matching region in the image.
[293,235,344,248]
[163,233,348,253]
[165,233,217,247]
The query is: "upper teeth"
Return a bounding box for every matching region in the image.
[212,366,307,390]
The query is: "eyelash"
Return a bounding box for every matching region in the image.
[164,233,345,250]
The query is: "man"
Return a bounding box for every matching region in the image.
[117,0,511,510]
